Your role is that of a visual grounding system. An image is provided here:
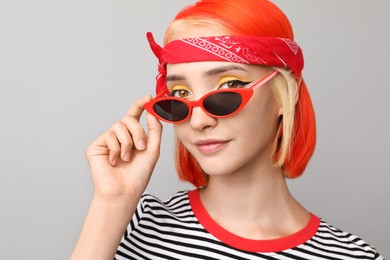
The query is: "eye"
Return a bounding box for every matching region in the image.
[218,77,251,90]
[170,85,192,99]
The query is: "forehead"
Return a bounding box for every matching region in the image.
[166,61,268,77]
[167,61,241,71]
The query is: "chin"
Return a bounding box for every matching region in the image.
[195,156,242,177]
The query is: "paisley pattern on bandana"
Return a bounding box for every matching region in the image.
[182,37,248,64]
[146,32,304,95]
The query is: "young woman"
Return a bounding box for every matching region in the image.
[72,0,384,259]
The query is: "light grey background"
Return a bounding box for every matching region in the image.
[0,0,389,259]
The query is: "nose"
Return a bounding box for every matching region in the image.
[189,105,217,131]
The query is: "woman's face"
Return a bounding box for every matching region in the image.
[169,27,282,177]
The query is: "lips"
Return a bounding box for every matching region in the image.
[194,139,230,155]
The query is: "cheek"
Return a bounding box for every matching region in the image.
[235,91,281,138]
[173,124,187,142]
[249,89,280,119]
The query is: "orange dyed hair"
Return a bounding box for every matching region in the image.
[166,0,316,186]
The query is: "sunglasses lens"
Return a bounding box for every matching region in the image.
[203,92,242,116]
[153,100,189,122]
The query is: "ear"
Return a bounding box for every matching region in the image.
[277,73,301,117]
[277,94,284,117]
[291,73,302,108]
[278,103,283,117]
[297,74,303,86]
[295,74,303,106]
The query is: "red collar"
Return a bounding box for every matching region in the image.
[188,189,320,252]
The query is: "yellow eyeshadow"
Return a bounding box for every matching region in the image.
[171,85,191,92]
[217,76,247,85]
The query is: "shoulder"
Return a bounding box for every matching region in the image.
[140,190,189,206]
[309,219,384,259]
[139,190,192,215]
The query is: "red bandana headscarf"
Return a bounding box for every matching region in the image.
[146,32,304,95]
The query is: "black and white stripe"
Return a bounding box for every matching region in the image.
[116,191,383,260]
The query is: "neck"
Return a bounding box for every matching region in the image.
[199,166,309,239]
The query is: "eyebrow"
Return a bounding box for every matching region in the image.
[166,64,250,82]
[204,65,250,77]
[166,74,185,82]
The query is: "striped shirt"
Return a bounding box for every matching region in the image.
[116,190,384,259]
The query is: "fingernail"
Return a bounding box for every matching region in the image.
[110,157,117,166]
[137,139,146,150]
[124,152,130,161]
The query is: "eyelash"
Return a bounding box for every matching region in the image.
[218,79,251,89]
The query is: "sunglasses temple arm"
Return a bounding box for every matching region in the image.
[152,71,277,98]
[154,89,169,98]
[251,70,279,91]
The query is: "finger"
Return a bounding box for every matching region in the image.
[105,131,121,165]
[111,121,134,161]
[145,112,163,155]
[86,133,109,158]
[120,115,147,151]
[126,95,153,120]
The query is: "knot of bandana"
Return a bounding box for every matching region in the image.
[146,32,304,95]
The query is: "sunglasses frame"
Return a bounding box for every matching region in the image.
[144,70,279,124]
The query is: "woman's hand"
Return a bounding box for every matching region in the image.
[71,96,162,259]
[86,95,162,200]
